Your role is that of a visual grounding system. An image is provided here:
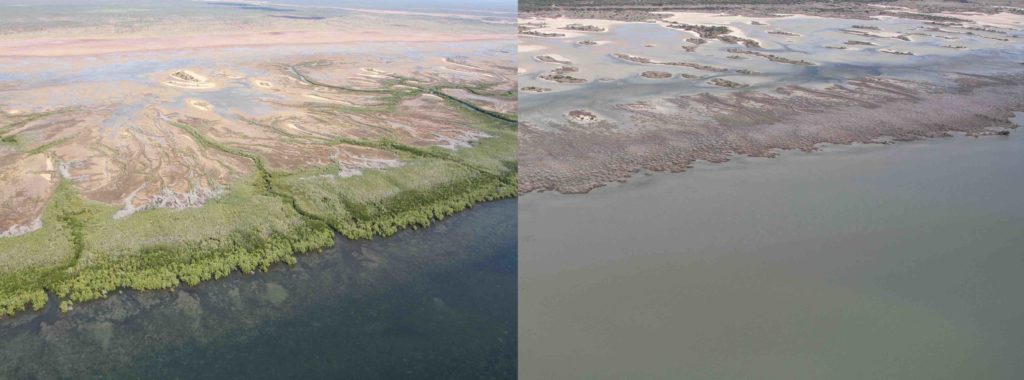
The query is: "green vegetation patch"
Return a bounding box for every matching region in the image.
[0,179,336,316]
[54,217,334,312]
[0,83,517,318]
[0,111,54,135]
[26,136,74,155]
[0,182,84,315]
[276,155,515,240]
[0,134,18,145]
[432,89,517,124]
[275,97,517,240]
[448,112,517,176]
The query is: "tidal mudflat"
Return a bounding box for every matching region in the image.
[0,199,516,379]
[520,121,1024,379]
[0,1,516,315]
[519,3,1024,194]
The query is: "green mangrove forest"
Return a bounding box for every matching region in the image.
[0,81,516,317]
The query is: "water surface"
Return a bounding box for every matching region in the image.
[0,199,516,379]
[519,17,1024,128]
[520,122,1024,379]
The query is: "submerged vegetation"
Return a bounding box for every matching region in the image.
[0,84,516,317]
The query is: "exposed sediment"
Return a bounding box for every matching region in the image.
[612,53,727,72]
[521,86,552,93]
[726,49,815,66]
[521,30,566,38]
[519,1,1024,197]
[568,110,599,123]
[665,22,761,47]
[641,71,672,79]
[561,23,606,32]
[708,78,747,88]
[717,35,761,48]
[163,70,216,89]
[665,22,731,38]
[2,52,518,317]
[682,37,706,52]
[880,49,915,56]
[539,73,587,84]
[520,73,1024,194]
[521,1,1017,22]
[536,55,573,65]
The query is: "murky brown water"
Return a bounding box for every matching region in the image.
[520,115,1024,379]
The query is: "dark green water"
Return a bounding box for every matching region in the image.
[0,199,516,380]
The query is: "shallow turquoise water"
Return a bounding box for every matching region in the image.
[0,199,516,379]
[520,121,1024,379]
